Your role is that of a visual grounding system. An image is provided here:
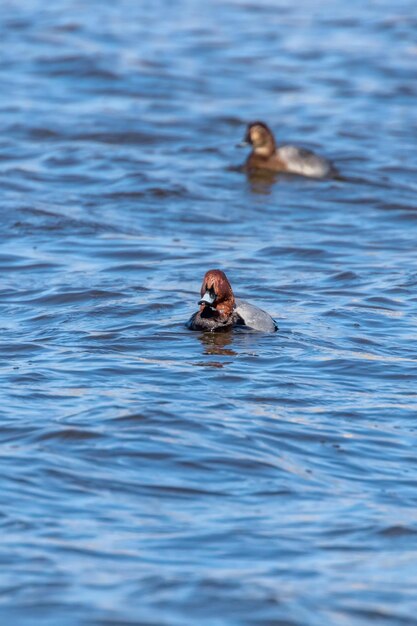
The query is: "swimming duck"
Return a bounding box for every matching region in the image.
[187,269,277,333]
[242,121,337,179]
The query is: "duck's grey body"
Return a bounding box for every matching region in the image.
[277,145,335,178]
[235,298,277,333]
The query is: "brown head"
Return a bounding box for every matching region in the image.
[244,121,276,157]
[199,269,235,320]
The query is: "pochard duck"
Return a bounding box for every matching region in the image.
[242,121,337,179]
[187,269,277,333]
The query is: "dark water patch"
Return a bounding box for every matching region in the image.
[103,184,190,201]
[378,525,417,538]
[29,289,127,306]
[35,55,120,81]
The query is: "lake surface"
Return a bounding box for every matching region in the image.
[1,1,417,624]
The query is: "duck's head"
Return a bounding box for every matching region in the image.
[199,269,235,319]
[244,121,276,157]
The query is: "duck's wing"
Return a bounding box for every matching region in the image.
[234,298,277,333]
[278,145,335,178]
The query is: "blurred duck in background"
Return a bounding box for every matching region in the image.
[241,121,338,179]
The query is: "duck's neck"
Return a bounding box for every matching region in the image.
[216,298,235,321]
[254,137,276,158]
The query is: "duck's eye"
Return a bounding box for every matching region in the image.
[209,287,216,299]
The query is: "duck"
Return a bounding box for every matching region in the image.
[187,269,277,333]
[242,121,337,179]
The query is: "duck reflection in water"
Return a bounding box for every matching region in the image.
[246,168,280,195]
[198,331,237,357]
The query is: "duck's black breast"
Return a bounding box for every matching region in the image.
[186,310,235,332]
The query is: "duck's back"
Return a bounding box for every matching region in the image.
[278,145,335,178]
[235,298,277,333]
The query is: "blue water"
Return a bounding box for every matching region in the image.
[1,1,417,624]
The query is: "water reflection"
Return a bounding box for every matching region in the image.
[246,169,280,194]
[198,331,237,358]
[192,331,237,367]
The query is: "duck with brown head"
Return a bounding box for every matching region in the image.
[243,121,338,179]
[245,121,277,159]
[187,269,277,333]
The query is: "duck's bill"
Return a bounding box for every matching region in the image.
[236,140,248,148]
[199,290,216,306]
